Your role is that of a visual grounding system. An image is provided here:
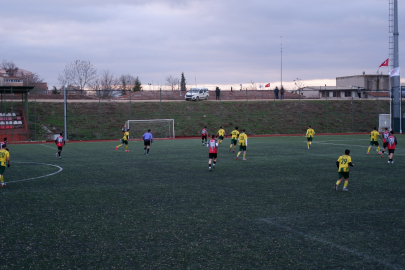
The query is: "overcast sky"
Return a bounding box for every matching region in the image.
[0,0,403,89]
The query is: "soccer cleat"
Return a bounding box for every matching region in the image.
[334,184,337,191]
[229,148,231,152]
[213,163,215,167]
[342,187,348,192]
[235,157,238,161]
[387,161,391,164]
[308,147,309,150]
[146,154,149,155]
[1,183,5,187]
[56,153,58,157]
[391,160,394,164]
[116,146,118,151]
[209,167,211,171]
[366,153,369,155]
[243,158,247,161]
[125,150,129,152]
[233,151,235,153]
[381,154,384,158]
[59,156,61,159]
[377,152,382,155]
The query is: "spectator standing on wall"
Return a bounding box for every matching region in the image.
[274,86,279,99]
[215,87,220,100]
[280,86,285,100]
[357,87,361,99]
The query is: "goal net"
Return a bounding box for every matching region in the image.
[125,119,175,139]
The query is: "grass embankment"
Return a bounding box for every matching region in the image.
[28,100,389,140]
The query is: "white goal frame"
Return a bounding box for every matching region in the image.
[125,119,175,138]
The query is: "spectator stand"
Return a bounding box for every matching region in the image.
[0,86,34,142]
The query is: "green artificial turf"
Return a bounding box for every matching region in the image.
[1,135,404,269]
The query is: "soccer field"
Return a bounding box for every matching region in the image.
[1,135,405,269]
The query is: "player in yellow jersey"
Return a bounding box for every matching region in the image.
[367,127,382,155]
[236,129,248,161]
[116,128,130,152]
[335,149,354,191]
[216,126,226,145]
[0,147,10,187]
[229,126,239,153]
[306,125,315,149]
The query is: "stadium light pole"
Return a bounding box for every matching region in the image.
[64,85,68,141]
[280,36,283,88]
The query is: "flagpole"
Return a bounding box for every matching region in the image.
[280,36,282,88]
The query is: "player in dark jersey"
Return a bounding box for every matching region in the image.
[201,126,208,146]
[387,131,397,164]
[207,134,218,171]
[55,132,65,159]
[380,127,390,158]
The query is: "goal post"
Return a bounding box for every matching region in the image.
[125,119,175,139]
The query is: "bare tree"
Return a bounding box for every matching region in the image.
[293,78,305,90]
[249,80,257,90]
[1,60,19,76]
[118,74,136,96]
[58,60,97,93]
[166,75,179,91]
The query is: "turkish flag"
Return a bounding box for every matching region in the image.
[379,58,389,68]
[265,83,270,87]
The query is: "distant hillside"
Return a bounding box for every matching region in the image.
[28,99,389,141]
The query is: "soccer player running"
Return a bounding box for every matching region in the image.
[0,145,10,187]
[306,125,315,149]
[229,126,239,153]
[380,127,390,157]
[387,131,397,164]
[201,126,208,146]
[143,129,153,155]
[216,126,226,145]
[367,127,382,155]
[207,134,218,171]
[55,132,65,159]
[236,129,248,161]
[335,149,354,191]
[116,128,130,152]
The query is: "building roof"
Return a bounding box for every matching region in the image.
[303,86,358,91]
[0,86,35,94]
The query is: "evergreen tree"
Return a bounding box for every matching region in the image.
[133,76,143,92]
[180,72,186,92]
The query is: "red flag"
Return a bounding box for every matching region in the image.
[379,58,389,68]
[265,83,270,87]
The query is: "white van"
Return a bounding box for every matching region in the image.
[184,88,209,101]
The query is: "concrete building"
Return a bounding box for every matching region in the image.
[298,74,390,99]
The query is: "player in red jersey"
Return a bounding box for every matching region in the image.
[207,134,218,171]
[201,126,208,146]
[55,132,65,159]
[387,131,397,164]
[380,127,390,158]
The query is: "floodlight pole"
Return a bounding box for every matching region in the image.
[64,85,68,140]
[392,0,401,133]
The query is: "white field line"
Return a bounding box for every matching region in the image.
[6,162,63,184]
[259,218,400,269]
[40,144,56,150]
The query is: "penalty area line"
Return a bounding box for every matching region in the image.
[6,162,63,184]
[259,218,399,269]
[40,144,56,150]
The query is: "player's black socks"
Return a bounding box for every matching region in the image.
[147,149,149,154]
[144,147,146,150]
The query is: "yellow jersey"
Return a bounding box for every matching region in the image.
[238,133,248,146]
[231,130,239,139]
[306,128,315,138]
[370,130,379,141]
[0,149,9,167]
[217,129,225,137]
[123,131,129,140]
[337,155,352,172]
